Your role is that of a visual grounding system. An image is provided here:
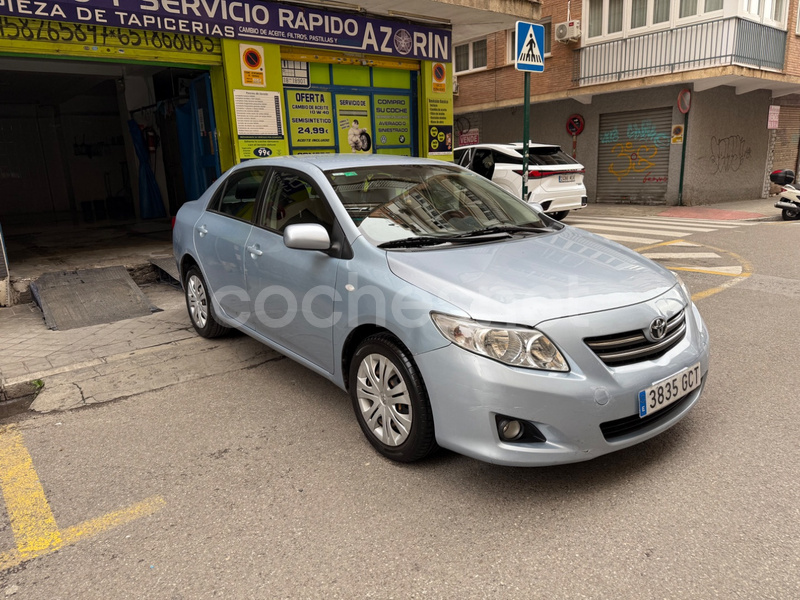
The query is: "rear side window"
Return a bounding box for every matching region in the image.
[208,168,266,222]
[528,147,579,166]
[492,150,523,165]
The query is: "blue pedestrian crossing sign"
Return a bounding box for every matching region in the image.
[515,21,545,72]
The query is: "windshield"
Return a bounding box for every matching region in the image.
[325,164,552,247]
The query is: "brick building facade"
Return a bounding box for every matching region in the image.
[454,0,800,205]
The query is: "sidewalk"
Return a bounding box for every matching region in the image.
[0,197,781,417]
[0,282,280,417]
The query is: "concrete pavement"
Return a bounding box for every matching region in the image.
[0,197,782,416]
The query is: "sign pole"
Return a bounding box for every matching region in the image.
[676,89,692,207]
[522,71,530,202]
[678,111,688,206]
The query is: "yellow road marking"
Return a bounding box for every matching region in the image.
[0,425,63,556]
[0,425,164,571]
[669,267,742,277]
[634,239,753,302]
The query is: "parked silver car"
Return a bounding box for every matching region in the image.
[454,142,588,220]
[173,155,709,466]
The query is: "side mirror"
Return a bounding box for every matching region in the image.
[528,202,544,213]
[283,223,331,251]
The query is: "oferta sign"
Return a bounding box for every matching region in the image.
[0,0,451,61]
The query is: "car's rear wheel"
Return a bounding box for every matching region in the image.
[184,266,230,338]
[549,210,570,221]
[349,334,437,462]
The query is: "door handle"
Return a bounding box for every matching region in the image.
[247,244,263,258]
[197,224,208,237]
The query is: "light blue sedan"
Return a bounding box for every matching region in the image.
[173,155,709,466]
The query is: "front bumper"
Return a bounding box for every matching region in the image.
[416,301,710,466]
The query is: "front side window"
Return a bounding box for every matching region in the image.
[258,171,334,233]
[208,168,265,222]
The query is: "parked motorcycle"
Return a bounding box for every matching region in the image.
[770,169,800,220]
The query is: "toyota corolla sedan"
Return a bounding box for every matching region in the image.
[173,155,709,466]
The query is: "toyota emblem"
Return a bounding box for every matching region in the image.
[649,317,667,340]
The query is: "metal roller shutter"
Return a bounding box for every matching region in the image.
[596,107,672,204]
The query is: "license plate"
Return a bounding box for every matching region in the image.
[638,362,701,418]
[558,174,576,183]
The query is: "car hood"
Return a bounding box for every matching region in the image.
[387,227,677,325]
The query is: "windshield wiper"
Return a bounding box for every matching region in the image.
[448,224,551,239]
[378,236,454,249]
[378,233,509,249]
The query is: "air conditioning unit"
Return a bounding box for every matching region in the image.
[555,20,581,43]
[453,75,459,96]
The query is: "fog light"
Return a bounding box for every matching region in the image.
[498,418,524,441]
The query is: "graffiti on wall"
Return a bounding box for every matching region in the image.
[608,142,658,181]
[601,119,669,183]
[708,135,751,174]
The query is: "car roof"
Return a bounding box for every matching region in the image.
[232,153,453,173]
[454,142,561,152]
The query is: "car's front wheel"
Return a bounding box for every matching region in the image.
[184,266,230,338]
[349,334,437,462]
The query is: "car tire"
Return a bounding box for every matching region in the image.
[349,334,437,462]
[184,266,230,339]
[782,207,800,220]
[549,210,570,221]
[359,131,372,152]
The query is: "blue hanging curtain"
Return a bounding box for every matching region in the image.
[127,119,166,219]
[175,102,204,202]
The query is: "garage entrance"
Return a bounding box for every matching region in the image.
[0,57,220,228]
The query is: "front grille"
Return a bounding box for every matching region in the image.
[599,381,700,441]
[585,309,686,367]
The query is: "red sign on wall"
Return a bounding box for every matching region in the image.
[458,129,480,146]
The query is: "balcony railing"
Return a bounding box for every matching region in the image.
[575,17,786,86]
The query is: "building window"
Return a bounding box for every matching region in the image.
[454,38,487,73]
[588,0,728,39]
[679,0,698,17]
[507,22,552,63]
[631,0,648,28]
[609,0,624,33]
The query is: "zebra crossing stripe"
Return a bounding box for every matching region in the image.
[572,223,693,237]
[571,215,757,227]
[629,216,759,226]
[669,266,744,276]
[568,218,719,232]
[642,252,721,259]
[587,233,662,244]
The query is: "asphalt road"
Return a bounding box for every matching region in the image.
[1,218,798,599]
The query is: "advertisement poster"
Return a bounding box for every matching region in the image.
[374,95,411,147]
[287,91,336,148]
[234,89,285,160]
[336,95,373,154]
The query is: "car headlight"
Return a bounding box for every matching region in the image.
[431,312,569,372]
[674,273,692,302]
